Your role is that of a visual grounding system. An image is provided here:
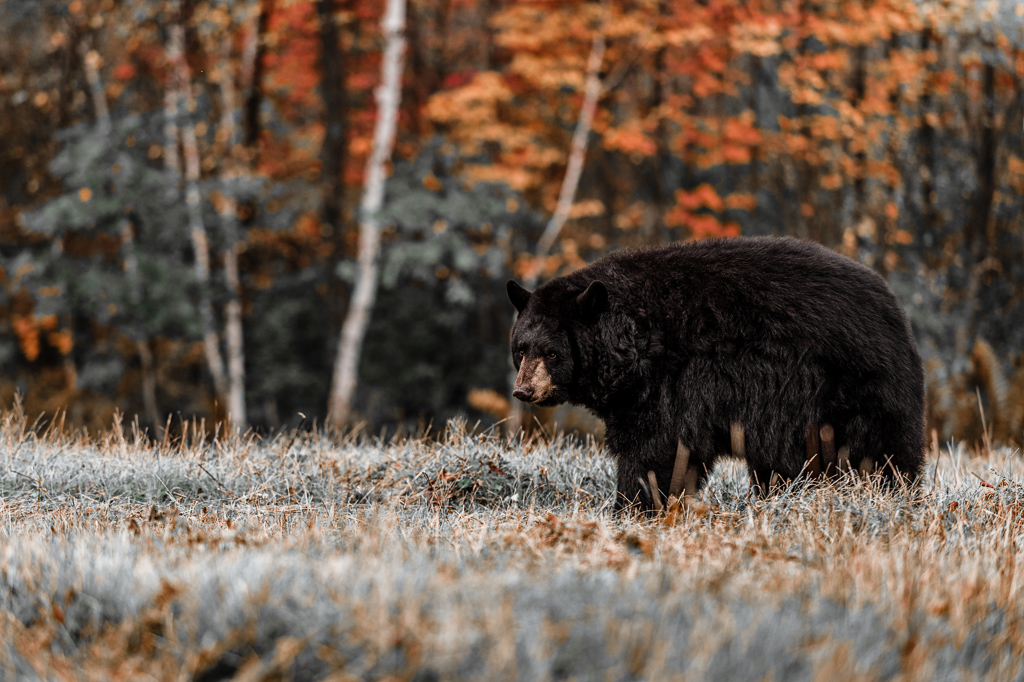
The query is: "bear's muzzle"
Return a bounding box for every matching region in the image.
[513,357,554,403]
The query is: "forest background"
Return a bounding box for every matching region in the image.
[1,0,1023,444]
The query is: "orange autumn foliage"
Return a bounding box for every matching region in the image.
[2,0,1023,438]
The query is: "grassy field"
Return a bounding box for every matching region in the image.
[0,405,1022,681]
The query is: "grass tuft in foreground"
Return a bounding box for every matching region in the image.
[1,407,1023,680]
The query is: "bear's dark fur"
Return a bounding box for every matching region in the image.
[507,237,924,511]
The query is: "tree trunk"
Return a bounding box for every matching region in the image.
[918,28,937,262]
[326,0,407,429]
[791,0,814,241]
[530,31,606,275]
[318,0,348,236]
[508,26,606,434]
[136,336,160,431]
[79,37,110,135]
[244,0,272,150]
[970,57,997,257]
[83,34,161,431]
[318,0,352,350]
[170,21,229,410]
[215,19,255,430]
[646,1,668,234]
[116,220,160,430]
[966,52,998,338]
[850,43,868,241]
[163,22,183,191]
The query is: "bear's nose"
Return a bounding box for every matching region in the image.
[513,385,533,402]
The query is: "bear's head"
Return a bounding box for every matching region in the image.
[506,279,607,407]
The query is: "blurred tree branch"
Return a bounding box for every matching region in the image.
[509,8,606,435]
[327,0,407,429]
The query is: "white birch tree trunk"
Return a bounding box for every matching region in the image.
[214,14,258,430]
[168,22,230,413]
[508,27,605,434]
[326,0,407,429]
[79,39,110,135]
[529,30,605,288]
[158,23,187,433]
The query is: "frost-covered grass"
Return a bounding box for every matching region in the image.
[1,405,1023,680]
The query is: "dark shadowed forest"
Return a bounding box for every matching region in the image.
[1,0,1023,443]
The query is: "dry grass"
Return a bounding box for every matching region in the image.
[0,405,1022,681]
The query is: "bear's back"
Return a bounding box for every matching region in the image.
[563,237,919,374]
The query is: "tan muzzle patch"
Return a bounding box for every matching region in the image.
[514,357,554,402]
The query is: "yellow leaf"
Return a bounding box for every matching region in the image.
[569,200,605,219]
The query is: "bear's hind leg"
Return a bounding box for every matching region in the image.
[840,414,923,486]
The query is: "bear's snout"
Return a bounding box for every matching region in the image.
[513,357,554,403]
[512,385,534,402]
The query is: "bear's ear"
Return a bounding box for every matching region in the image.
[575,280,608,319]
[507,280,532,313]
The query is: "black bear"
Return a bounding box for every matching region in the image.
[507,237,924,511]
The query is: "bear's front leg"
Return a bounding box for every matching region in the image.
[611,440,714,514]
[613,458,654,514]
[605,415,704,514]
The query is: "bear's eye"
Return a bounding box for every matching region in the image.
[547,351,558,362]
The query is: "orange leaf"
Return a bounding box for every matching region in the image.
[820,174,843,190]
[724,193,758,211]
[48,331,73,355]
[12,316,40,362]
[675,184,724,212]
[722,144,751,164]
